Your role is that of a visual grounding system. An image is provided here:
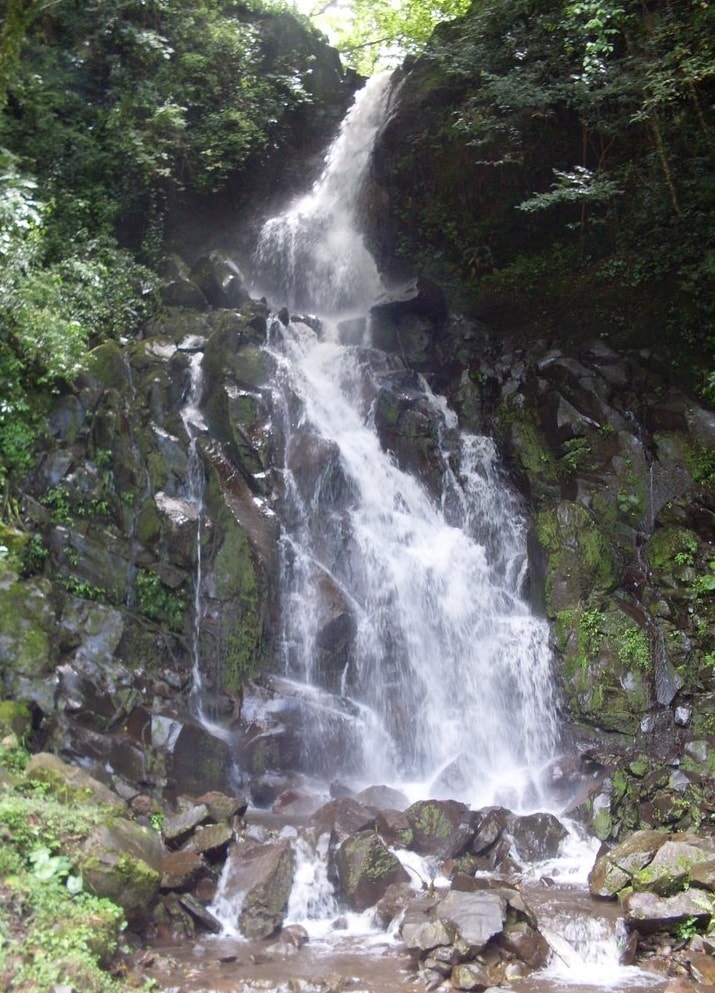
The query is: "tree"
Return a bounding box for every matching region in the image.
[309,0,471,74]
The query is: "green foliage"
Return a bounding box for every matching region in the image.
[384,0,714,370]
[0,783,128,989]
[311,0,471,73]
[618,626,651,672]
[135,568,186,629]
[674,915,700,942]
[62,576,107,603]
[693,560,715,596]
[0,739,31,775]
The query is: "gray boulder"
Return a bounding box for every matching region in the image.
[334,830,410,911]
[219,839,295,939]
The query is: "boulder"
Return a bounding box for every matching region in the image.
[161,850,208,891]
[403,799,475,859]
[401,908,452,953]
[80,820,163,925]
[189,251,249,309]
[589,830,668,898]
[633,836,715,896]
[472,807,510,855]
[162,804,210,847]
[622,889,714,933]
[195,790,248,823]
[507,811,568,862]
[312,797,378,843]
[167,721,233,795]
[435,890,506,953]
[334,830,410,911]
[25,753,124,812]
[184,822,233,858]
[498,922,550,968]
[353,784,409,810]
[451,960,494,990]
[218,839,295,939]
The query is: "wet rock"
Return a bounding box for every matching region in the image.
[507,811,568,862]
[334,831,410,912]
[25,752,124,812]
[353,784,409,810]
[622,889,714,932]
[161,276,209,310]
[219,839,295,939]
[167,720,233,795]
[189,251,249,309]
[195,790,248,823]
[435,890,506,953]
[497,922,550,968]
[689,951,715,985]
[178,892,222,933]
[375,881,415,927]
[589,830,667,898]
[404,799,475,859]
[691,858,715,890]
[312,797,377,844]
[633,836,715,896]
[0,576,58,711]
[375,807,412,848]
[162,804,210,847]
[401,908,453,953]
[184,822,234,858]
[161,850,208,891]
[451,960,493,990]
[471,807,510,855]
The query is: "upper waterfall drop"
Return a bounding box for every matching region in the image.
[253,73,559,810]
[254,71,394,316]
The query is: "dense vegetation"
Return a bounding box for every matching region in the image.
[374,0,715,393]
[0,0,330,508]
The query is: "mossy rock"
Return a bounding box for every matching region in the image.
[0,577,57,708]
[82,341,133,397]
[0,526,31,576]
[536,502,616,617]
[25,753,125,812]
[335,831,410,911]
[80,820,163,923]
[0,700,32,738]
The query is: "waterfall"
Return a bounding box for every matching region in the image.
[180,350,207,706]
[254,71,558,810]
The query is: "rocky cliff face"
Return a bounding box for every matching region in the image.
[1,12,714,846]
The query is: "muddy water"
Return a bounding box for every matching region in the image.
[136,881,697,993]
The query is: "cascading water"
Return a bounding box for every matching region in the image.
[199,72,676,993]
[255,71,557,809]
[180,349,208,711]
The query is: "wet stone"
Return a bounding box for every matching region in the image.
[195,790,248,823]
[507,811,568,862]
[401,913,453,953]
[161,850,207,891]
[183,822,233,858]
[163,804,210,847]
[178,892,222,934]
[435,890,506,952]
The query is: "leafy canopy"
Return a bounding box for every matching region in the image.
[304,0,471,73]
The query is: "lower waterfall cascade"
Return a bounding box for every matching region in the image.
[184,73,687,993]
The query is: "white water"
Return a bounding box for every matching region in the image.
[210,72,663,992]
[180,349,208,708]
[256,71,557,810]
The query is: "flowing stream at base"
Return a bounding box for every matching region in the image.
[176,72,678,993]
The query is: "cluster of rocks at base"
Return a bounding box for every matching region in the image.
[9,751,715,991]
